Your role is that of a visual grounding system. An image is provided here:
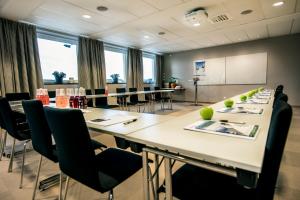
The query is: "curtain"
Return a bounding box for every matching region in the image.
[77,37,106,90]
[126,48,143,91]
[155,54,163,87]
[0,18,43,97]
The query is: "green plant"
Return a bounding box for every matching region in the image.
[52,71,66,84]
[110,74,120,83]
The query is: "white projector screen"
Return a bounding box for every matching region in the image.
[225,52,267,84]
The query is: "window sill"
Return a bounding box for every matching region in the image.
[44,82,78,85]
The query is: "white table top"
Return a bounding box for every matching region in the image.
[126,91,274,173]
[84,108,175,137]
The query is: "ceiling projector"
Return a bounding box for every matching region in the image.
[185,8,208,26]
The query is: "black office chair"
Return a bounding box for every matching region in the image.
[94,89,119,109]
[22,100,107,199]
[44,107,143,200]
[274,85,284,100]
[154,86,172,110]
[48,91,56,98]
[273,92,288,108]
[85,89,93,107]
[6,92,30,101]
[168,100,292,200]
[144,87,151,101]
[128,88,148,112]
[0,97,31,189]
[22,100,60,199]
[0,108,7,161]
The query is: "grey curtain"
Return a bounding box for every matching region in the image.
[155,54,163,87]
[77,37,106,90]
[0,18,43,97]
[126,48,143,91]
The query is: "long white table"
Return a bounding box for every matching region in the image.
[127,90,274,199]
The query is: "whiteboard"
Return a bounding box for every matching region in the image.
[197,57,226,85]
[225,52,267,84]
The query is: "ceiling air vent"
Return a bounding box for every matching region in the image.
[208,13,232,24]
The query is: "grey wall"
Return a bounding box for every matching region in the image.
[163,34,300,106]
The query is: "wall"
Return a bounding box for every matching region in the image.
[163,34,300,106]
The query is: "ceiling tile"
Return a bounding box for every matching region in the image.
[142,0,184,10]
[63,0,137,23]
[224,29,249,42]
[102,0,158,17]
[0,0,45,20]
[268,20,293,37]
[244,24,269,40]
[260,0,297,18]
[291,18,300,34]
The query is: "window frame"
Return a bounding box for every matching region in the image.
[104,43,127,84]
[142,52,156,84]
[37,28,79,85]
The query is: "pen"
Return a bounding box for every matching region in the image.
[123,118,137,125]
[219,119,246,124]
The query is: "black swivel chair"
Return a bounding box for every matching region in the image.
[116,88,127,109]
[22,100,108,199]
[168,100,292,200]
[154,86,172,110]
[44,107,143,200]
[273,92,288,108]
[85,89,93,107]
[6,92,30,101]
[94,89,119,109]
[274,85,284,100]
[0,109,7,161]
[128,88,148,112]
[0,97,31,189]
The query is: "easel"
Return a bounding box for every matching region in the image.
[191,75,202,106]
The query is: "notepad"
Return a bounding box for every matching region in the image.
[88,115,138,126]
[184,120,259,140]
[217,107,263,114]
[237,98,269,104]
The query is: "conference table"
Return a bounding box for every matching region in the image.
[127,90,274,200]
[10,89,273,200]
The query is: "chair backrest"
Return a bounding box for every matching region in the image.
[144,87,151,101]
[275,85,284,92]
[0,98,5,129]
[257,100,292,200]
[44,107,100,190]
[6,92,30,101]
[129,88,138,104]
[154,86,161,100]
[0,97,23,140]
[48,91,56,98]
[116,88,126,104]
[22,100,57,161]
[95,89,108,107]
[85,89,93,107]
[273,93,288,108]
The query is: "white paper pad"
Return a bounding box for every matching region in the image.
[217,107,263,114]
[88,115,138,126]
[184,120,259,140]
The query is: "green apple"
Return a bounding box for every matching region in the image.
[258,87,264,92]
[240,95,247,102]
[247,90,255,98]
[200,107,214,120]
[224,99,234,108]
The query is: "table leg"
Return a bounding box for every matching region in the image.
[164,157,173,200]
[154,154,159,198]
[142,151,150,200]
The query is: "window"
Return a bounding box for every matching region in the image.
[104,46,126,83]
[143,54,155,84]
[37,29,78,83]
